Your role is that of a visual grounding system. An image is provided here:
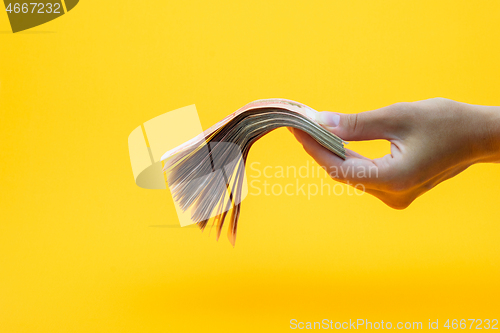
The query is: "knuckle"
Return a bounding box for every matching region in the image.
[384,195,415,210]
[390,200,412,210]
[345,113,362,134]
[430,97,450,103]
[344,114,355,129]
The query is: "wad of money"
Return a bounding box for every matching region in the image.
[161,99,345,246]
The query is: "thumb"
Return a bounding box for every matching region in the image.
[315,108,394,141]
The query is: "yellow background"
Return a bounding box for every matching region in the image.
[1,1,499,332]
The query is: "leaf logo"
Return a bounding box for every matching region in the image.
[4,0,78,33]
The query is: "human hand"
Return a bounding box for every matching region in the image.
[291,98,500,209]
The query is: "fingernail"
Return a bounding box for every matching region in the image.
[316,112,340,127]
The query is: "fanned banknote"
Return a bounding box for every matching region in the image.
[161,98,345,245]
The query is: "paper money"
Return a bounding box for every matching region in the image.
[161,98,345,245]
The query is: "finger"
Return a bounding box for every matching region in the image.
[315,106,401,141]
[292,129,385,187]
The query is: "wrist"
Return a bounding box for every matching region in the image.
[460,102,500,163]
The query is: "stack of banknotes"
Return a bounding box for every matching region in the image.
[161,99,345,245]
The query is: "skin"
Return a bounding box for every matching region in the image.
[290,98,500,209]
